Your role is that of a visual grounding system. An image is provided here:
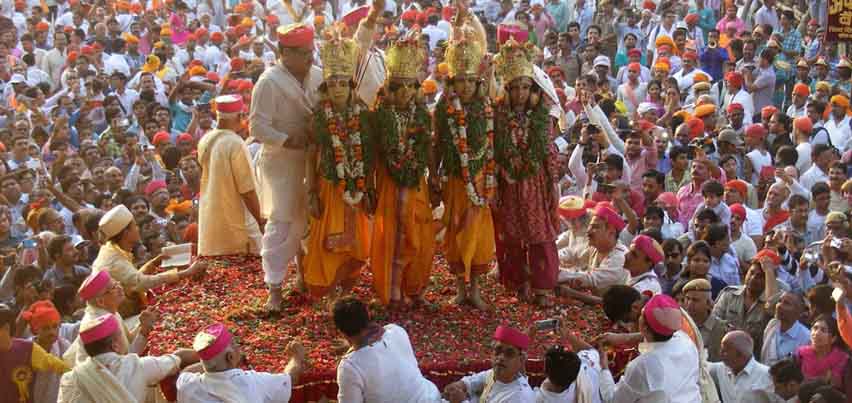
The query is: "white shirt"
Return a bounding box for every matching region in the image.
[58,352,181,403]
[177,368,292,403]
[807,210,827,242]
[337,324,442,403]
[799,165,829,192]
[743,205,765,237]
[824,115,852,152]
[600,331,701,403]
[460,369,536,403]
[708,358,774,403]
[723,89,754,125]
[534,349,602,403]
[422,24,448,51]
[795,142,812,175]
[746,149,772,184]
[628,271,662,295]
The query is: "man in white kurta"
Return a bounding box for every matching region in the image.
[336,324,442,402]
[444,326,536,402]
[177,323,305,403]
[57,314,192,403]
[197,95,263,256]
[249,24,323,308]
[599,294,702,403]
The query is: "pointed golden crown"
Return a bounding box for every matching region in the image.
[319,26,359,80]
[386,32,427,80]
[494,38,536,85]
[444,25,483,78]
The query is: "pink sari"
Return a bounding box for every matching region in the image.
[169,13,190,45]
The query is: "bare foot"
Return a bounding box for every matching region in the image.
[261,288,283,317]
[468,292,490,311]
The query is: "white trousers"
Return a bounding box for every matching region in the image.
[261,217,306,286]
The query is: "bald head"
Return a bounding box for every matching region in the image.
[723,330,754,356]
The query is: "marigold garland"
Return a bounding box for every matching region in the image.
[436,95,496,206]
[373,98,431,188]
[314,101,373,205]
[494,100,549,181]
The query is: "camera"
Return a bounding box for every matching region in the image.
[535,319,560,331]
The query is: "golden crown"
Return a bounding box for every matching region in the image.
[494,38,536,85]
[386,33,426,80]
[319,28,359,80]
[445,26,484,78]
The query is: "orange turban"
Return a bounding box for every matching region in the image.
[21,301,60,332]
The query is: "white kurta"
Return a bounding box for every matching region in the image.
[58,352,181,403]
[599,331,702,403]
[177,368,292,403]
[534,349,602,403]
[337,324,441,403]
[249,62,322,284]
[707,358,774,403]
[63,305,143,366]
[460,369,536,402]
[31,337,71,403]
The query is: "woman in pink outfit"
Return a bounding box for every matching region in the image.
[795,314,849,388]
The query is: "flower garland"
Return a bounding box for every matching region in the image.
[442,95,496,206]
[374,99,431,188]
[315,101,370,206]
[494,101,549,181]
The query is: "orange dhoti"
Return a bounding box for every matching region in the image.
[370,165,435,304]
[442,175,495,282]
[303,178,371,297]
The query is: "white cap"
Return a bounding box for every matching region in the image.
[593,55,610,68]
[675,21,688,31]
[98,205,134,241]
[9,74,25,84]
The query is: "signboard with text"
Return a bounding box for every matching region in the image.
[829,0,852,41]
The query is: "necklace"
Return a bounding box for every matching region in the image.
[323,101,366,206]
[443,95,496,206]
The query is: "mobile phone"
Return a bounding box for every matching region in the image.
[831,237,844,249]
[22,239,37,249]
[535,319,560,331]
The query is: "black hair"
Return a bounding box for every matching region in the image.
[662,238,683,255]
[162,145,182,171]
[769,358,804,384]
[806,285,835,318]
[686,240,712,261]
[82,332,115,357]
[14,265,41,289]
[808,99,826,114]
[52,284,78,317]
[544,347,582,388]
[798,380,846,403]
[788,194,809,209]
[669,145,689,161]
[0,303,15,334]
[695,208,720,223]
[700,180,724,197]
[602,285,641,323]
[332,297,370,337]
[700,223,729,246]
[84,211,104,235]
[644,206,664,221]
[775,145,798,167]
[604,154,624,172]
[642,169,665,186]
[812,182,830,198]
[47,234,72,260]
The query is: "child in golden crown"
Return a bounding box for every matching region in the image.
[303,28,375,306]
[492,39,561,307]
[368,33,436,308]
[432,0,496,311]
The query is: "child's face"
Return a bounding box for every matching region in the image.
[704,194,721,208]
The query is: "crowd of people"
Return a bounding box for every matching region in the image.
[0,0,852,400]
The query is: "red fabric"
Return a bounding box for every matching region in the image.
[763,210,790,232]
[342,5,369,26]
[496,239,558,290]
[497,24,529,44]
[277,24,314,48]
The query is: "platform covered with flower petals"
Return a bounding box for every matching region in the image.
[147,255,608,402]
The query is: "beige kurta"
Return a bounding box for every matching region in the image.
[249,63,323,222]
[92,242,179,293]
[57,352,181,403]
[197,129,261,256]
